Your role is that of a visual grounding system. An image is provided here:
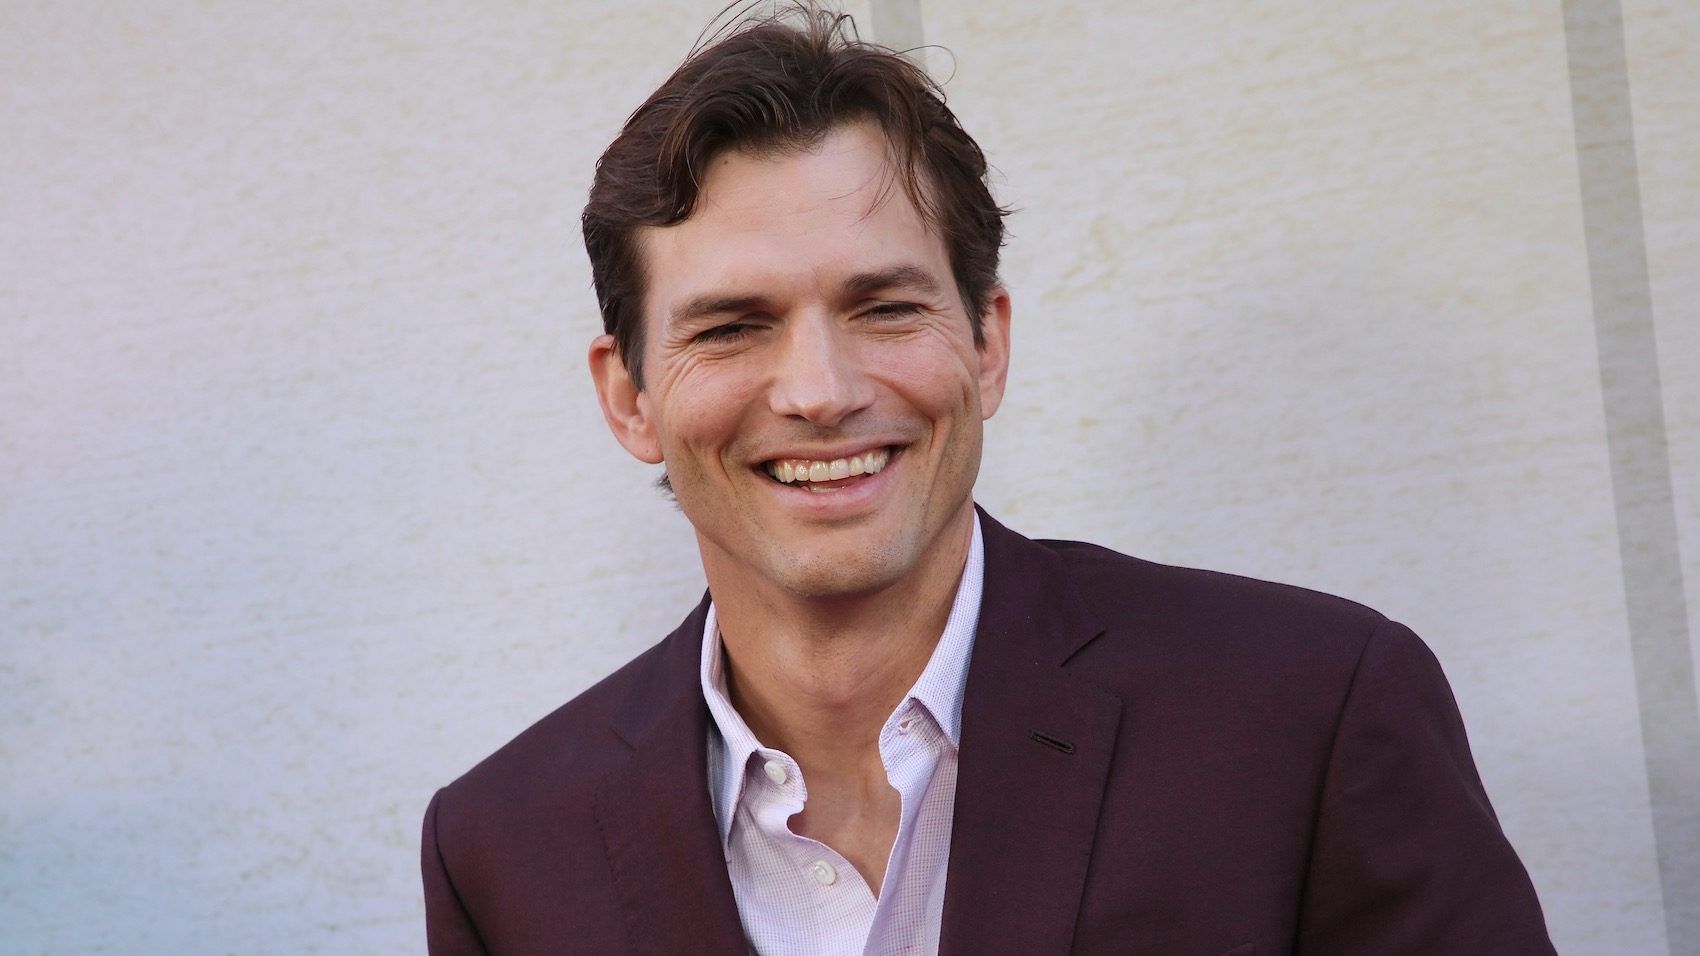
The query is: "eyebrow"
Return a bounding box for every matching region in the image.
[669,264,946,326]
[841,265,944,300]
[671,293,771,326]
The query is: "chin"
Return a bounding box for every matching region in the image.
[766,542,912,601]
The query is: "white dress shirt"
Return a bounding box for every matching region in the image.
[700,515,984,956]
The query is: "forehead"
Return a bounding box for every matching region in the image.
[636,123,950,316]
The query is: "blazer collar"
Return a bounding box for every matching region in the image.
[940,508,1125,954]
[592,509,1123,954]
[592,599,748,954]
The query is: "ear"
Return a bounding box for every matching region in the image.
[975,286,1013,419]
[588,334,664,464]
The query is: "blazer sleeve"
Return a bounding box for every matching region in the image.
[422,788,493,956]
[1295,620,1555,954]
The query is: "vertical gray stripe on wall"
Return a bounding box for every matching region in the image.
[1563,0,1700,951]
[868,0,925,57]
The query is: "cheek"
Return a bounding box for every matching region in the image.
[651,358,765,450]
[874,341,982,419]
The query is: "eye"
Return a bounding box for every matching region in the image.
[864,301,921,319]
[696,321,758,342]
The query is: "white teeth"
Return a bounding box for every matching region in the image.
[765,447,892,485]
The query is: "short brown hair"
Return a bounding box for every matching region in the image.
[581,5,1009,388]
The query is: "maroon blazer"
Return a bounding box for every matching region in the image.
[423,511,1553,954]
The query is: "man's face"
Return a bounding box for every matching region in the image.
[590,122,1010,601]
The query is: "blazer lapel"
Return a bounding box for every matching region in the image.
[940,511,1124,955]
[592,600,747,954]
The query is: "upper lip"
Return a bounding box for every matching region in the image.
[752,442,898,464]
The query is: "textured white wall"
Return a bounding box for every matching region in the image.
[1628,0,1700,753]
[1,1,1692,953]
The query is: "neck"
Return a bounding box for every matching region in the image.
[705,507,975,771]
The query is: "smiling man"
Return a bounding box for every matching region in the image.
[421,9,1553,955]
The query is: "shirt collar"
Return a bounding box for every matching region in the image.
[898,513,983,749]
[699,511,985,842]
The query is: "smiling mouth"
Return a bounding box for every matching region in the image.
[762,447,893,492]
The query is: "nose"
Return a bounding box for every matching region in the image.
[767,315,876,427]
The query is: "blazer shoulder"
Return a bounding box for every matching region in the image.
[437,619,700,815]
[1036,535,1394,675]
[1025,534,1440,778]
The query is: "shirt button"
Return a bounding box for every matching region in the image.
[762,759,787,785]
[810,860,837,886]
[897,719,913,735]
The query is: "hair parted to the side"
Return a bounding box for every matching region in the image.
[581,2,1010,389]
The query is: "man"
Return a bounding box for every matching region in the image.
[422,9,1553,954]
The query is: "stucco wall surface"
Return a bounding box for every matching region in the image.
[1,1,1692,953]
[1627,0,1700,731]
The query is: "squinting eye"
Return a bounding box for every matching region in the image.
[698,322,757,341]
[866,302,921,318]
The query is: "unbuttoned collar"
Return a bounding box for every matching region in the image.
[699,512,986,846]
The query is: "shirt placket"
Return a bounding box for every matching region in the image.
[743,748,878,955]
[862,701,946,955]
